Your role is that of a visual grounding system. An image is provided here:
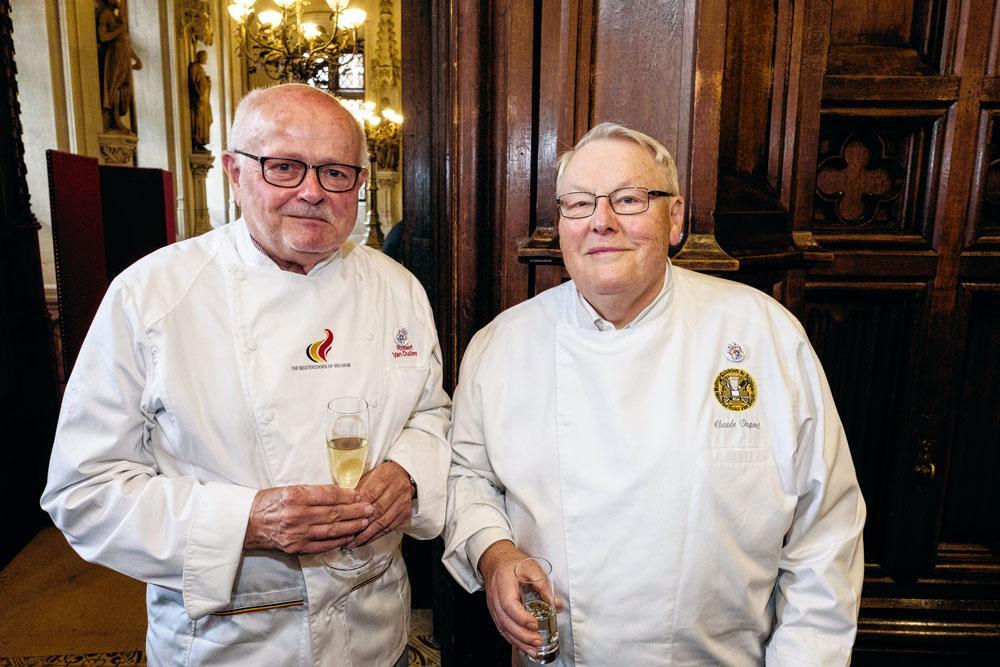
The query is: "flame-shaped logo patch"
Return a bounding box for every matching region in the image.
[306,329,334,363]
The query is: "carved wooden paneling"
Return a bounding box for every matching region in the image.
[590,2,689,182]
[802,282,927,565]
[827,0,952,75]
[989,0,1000,77]
[968,110,1000,248]
[814,113,945,245]
[940,285,1000,546]
[719,1,776,179]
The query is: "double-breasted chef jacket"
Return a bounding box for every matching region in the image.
[42,219,452,665]
[443,262,865,666]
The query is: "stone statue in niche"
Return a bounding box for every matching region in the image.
[188,50,212,151]
[96,0,142,133]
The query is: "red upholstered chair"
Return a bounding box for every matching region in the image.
[46,150,175,377]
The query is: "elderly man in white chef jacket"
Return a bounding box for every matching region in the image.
[41,84,451,666]
[443,122,866,665]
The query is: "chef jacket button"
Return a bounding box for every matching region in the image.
[246,341,258,351]
[559,415,570,426]
[234,270,246,281]
[370,400,378,408]
[263,411,275,422]
[366,332,374,341]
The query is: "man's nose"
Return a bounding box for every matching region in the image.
[296,167,326,203]
[590,196,619,234]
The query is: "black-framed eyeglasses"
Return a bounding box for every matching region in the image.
[556,186,675,219]
[234,150,363,193]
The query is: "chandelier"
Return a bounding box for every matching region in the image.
[227,0,366,83]
[348,102,403,247]
[357,102,403,172]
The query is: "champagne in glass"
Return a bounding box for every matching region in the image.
[327,435,369,490]
[323,397,373,571]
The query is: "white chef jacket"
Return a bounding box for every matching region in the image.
[41,219,452,666]
[443,262,866,666]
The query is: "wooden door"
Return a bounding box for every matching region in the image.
[798,0,1000,660]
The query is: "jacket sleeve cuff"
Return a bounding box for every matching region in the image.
[466,528,513,582]
[442,501,512,592]
[765,632,853,666]
[182,482,258,618]
[385,435,450,540]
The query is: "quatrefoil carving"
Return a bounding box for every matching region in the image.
[816,132,906,227]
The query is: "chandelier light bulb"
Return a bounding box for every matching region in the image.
[236,0,256,8]
[326,0,350,10]
[299,22,321,40]
[273,0,296,7]
[257,9,283,28]
[338,8,366,29]
[227,4,249,21]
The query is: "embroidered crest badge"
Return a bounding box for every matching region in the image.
[713,368,757,411]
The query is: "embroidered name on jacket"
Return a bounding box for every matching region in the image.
[393,327,418,359]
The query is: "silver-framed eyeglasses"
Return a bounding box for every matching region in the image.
[234,150,363,193]
[556,186,675,219]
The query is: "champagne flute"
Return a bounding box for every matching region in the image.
[323,396,373,571]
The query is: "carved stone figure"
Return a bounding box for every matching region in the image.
[189,50,212,150]
[96,0,142,133]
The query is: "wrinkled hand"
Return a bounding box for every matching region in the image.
[244,484,374,554]
[348,461,413,548]
[479,541,563,660]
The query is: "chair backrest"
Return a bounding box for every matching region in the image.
[47,150,175,376]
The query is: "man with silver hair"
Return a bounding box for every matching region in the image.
[42,84,451,665]
[443,122,865,665]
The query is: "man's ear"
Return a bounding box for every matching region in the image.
[221,152,242,204]
[668,195,685,247]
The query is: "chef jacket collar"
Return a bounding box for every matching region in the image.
[233,217,343,275]
[574,261,674,331]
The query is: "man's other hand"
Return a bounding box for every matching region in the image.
[479,540,563,661]
[244,484,374,554]
[348,461,413,547]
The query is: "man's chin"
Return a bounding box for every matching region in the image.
[286,229,348,254]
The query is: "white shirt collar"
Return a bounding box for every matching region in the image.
[573,262,673,331]
[233,217,343,274]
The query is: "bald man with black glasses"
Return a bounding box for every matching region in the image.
[43,84,450,666]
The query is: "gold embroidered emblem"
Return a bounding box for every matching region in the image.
[713,368,757,411]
